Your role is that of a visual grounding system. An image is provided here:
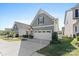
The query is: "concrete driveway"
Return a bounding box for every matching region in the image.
[18,38,50,56]
[0,39,21,56]
[0,38,49,56]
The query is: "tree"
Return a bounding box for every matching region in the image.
[9,31,16,38]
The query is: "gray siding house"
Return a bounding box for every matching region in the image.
[12,22,31,36]
[31,9,59,40]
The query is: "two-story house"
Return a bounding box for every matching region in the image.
[64,4,79,37]
[31,9,59,40]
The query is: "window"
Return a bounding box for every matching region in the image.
[74,9,79,18]
[35,31,37,33]
[75,26,77,32]
[38,16,44,25]
[38,31,41,33]
[43,31,45,33]
[47,31,51,33]
[14,24,17,29]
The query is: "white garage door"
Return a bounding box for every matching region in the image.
[33,30,52,40]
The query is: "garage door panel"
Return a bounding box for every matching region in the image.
[34,32,52,40]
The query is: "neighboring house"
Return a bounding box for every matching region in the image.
[58,30,62,39]
[31,9,59,40]
[5,28,12,32]
[64,4,79,37]
[12,22,31,36]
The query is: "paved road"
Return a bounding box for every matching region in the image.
[0,39,21,56]
[18,39,50,56]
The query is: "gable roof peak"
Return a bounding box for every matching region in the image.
[13,21,31,29]
[74,3,79,8]
[70,4,79,10]
[38,9,46,14]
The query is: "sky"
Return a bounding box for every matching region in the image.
[0,3,76,30]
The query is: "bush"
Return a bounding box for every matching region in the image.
[52,32,58,41]
[15,34,19,37]
[62,35,68,39]
[22,35,28,38]
[50,32,59,44]
[76,36,79,41]
[7,34,13,37]
[28,35,33,39]
[50,40,61,44]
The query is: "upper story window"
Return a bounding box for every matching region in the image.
[74,9,79,18]
[38,16,44,25]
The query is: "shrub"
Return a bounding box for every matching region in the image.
[28,35,33,39]
[7,34,13,37]
[52,32,58,41]
[22,35,28,38]
[62,35,68,39]
[50,32,59,44]
[50,40,60,44]
[76,36,79,41]
[62,35,71,40]
[15,34,19,37]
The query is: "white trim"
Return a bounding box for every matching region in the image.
[32,25,54,28]
[33,30,52,34]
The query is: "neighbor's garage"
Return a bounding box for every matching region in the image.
[33,30,52,40]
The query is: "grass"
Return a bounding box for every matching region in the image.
[37,38,79,56]
[0,35,21,43]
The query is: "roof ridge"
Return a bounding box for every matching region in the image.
[15,21,30,26]
[37,8,55,18]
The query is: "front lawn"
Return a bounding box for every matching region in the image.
[37,38,79,56]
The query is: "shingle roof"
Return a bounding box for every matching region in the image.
[69,4,79,10]
[37,9,56,20]
[64,4,79,24]
[14,22,31,30]
[74,3,79,8]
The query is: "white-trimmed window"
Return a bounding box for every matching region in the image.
[38,16,44,25]
[38,31,41,33]
[74,9,79,18]
[14,24,17,29]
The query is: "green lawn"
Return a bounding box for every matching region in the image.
[37,38,79,56]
